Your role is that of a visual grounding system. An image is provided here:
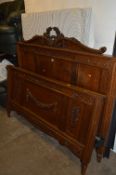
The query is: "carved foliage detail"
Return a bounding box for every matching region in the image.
[23,27,106,54]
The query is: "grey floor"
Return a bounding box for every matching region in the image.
[0,106,116,175]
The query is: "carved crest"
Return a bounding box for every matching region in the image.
[23,27,106,54]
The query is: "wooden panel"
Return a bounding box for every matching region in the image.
[22,80,66,129]
[52,58,74,83]
[77,64,101,91]
[10,72,24,105]
[35,54,53,77]
[66,95,94,145]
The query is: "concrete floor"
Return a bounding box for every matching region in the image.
[0,106,116,175]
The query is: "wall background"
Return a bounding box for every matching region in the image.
[24,0,94,13]
[93,0,116,54]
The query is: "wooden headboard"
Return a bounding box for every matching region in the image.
[21,26,107,55]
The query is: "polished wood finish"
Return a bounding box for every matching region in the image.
[7,27,116,175]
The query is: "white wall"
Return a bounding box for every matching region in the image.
[24,0,95,13]
[93,0,116,54]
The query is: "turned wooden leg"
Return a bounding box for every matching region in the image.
[96,153,102,162]
[7,106,11,117]
[81,162,88,175]
[96,148,103,162]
